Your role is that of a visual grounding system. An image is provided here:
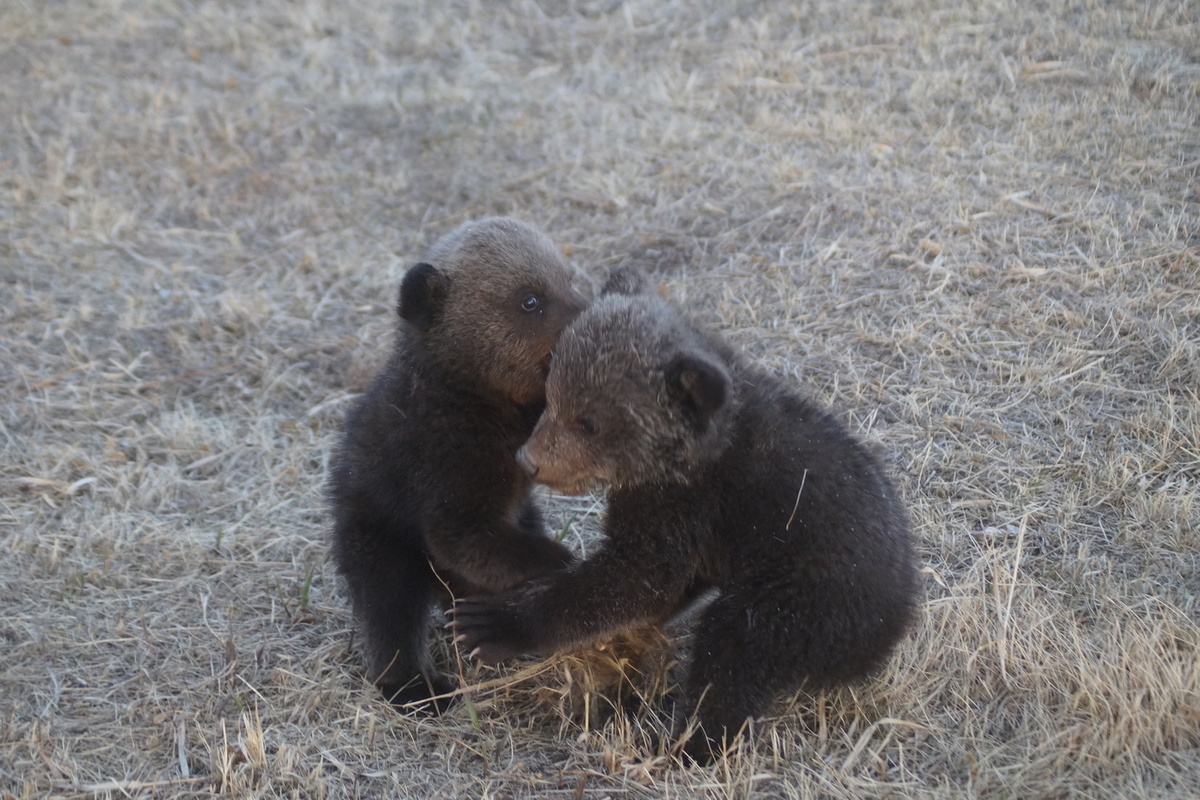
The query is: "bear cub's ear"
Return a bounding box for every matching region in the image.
[600,266,649,298]
[398,262,450,331]
[665,353,728,430]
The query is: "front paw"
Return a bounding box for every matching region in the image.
[448,594,531,665]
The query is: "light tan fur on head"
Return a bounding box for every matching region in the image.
[404,217,585,406]
[517,290,737,494]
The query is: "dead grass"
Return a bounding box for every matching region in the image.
[2,0,1198,797]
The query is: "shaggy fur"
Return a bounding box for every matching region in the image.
[330,218,585,711]
[452,269,917,760]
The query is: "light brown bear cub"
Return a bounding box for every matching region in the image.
[451,268,917,761]
[330,218,585,712]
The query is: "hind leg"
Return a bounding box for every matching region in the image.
[345,540,456,714]
[680,563,913,762]
[676,588,807,762]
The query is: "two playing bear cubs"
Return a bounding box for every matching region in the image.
[331,220,916,761]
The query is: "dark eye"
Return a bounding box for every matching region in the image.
[521,293,541,312]
[577,416,598,436]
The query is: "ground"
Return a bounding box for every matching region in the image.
[1,1,1198,798]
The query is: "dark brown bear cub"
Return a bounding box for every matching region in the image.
[330,218,585,711]
[451,269,917,761]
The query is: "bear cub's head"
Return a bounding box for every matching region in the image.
[517,267,737,494]
[398,218,585,406]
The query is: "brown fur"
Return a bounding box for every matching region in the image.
[452,268,917,761]
[329,218,585,711]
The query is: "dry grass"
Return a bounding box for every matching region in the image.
[2,0,1198,797]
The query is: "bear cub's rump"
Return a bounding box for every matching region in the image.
[451,269,917,760]
[329,218,585,711]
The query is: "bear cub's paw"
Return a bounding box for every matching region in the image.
[448,592,536,665]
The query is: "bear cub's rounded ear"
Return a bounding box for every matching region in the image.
[398,262,450,331]
[665,353,729,429]
[600,266,649,297]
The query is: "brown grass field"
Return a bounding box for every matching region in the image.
[2,0,1198,797]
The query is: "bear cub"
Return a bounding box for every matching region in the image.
[330,218,585,711]
[451,268,917,761]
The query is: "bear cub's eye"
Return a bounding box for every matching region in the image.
[577,416,598,436]
[521,293,541,312]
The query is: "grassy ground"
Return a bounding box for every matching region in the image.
[2,0,1198,797]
